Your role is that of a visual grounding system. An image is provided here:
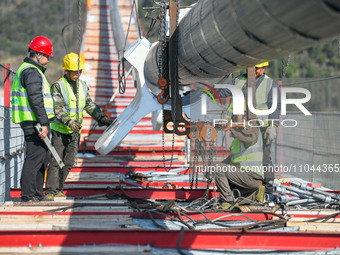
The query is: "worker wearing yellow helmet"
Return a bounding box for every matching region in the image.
[216,61,281,199]
[255,62,269,68]
[255,62,269,80]
[45,52,113,200]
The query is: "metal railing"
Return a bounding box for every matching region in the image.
[274,112,340,191]
[0,106,24,205]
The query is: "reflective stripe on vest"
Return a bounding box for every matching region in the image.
[11,62,54,123]
[225,75,247,119]
[51,77,88,134]
[255,75,273,125]
[230,129,264,178]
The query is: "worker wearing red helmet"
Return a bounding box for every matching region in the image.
[11,36,54,202]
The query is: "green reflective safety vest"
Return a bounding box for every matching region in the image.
[11,62,54,124]
[230,128,264,178]
[51,77,88,134]
[226,74,273,126]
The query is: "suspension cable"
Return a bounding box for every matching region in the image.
[281,54,292,79]
[282,75,340,86]
[61,23,73,54]
[118,0,139,95]
[133,0,142,39]
[73,0,82,163]
[76,0,81,123]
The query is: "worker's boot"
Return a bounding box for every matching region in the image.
[220,202,232,209]
[55,191,66,198]
[220,202,239,210]
[43,193,54,201]
[255,185,265,203]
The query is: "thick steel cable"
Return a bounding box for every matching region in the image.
[61,23,73,54]
[159,0,175,172]
[118,0,138,95]
[282,75,340,86]
[0,64,16,74]
[73,0,82,164]
[176,227,186,255]
[77,0,81,123]
[133,0,142,39]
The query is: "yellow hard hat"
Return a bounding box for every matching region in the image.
[62,53,86,71]
[255,62,269,68]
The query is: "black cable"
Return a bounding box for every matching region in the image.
[61,23,73,53]
[0,64,16,74]
[306,212,340,222]
[179,211,196,225]
[123,0,136,51]
[176,227,186,255]
[119,0,140,95]
[282,75,340,86]
[146,209,166,229]
[133,0,142,39]
[118,179,128,197]
[118,53,126,94]
[177,209,194,230]
[149,209,182,222]
[146,18,157,38]
[107,186,122,198]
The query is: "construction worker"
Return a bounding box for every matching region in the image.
[11,36,54,202]
[45,52,113,200]
[217,62,280,195]
[215,122,265,208]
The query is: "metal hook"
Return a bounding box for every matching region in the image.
[157,90,169,104]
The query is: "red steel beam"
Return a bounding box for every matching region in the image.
[70,167,189,174]
[1,211,339,222]
[1,230,340,251]
[0,211,274,221]
[63,181,208,188]
[4,64,11,107]
[10,188,217,200]
[11,188,339,200]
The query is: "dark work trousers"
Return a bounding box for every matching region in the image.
[215,163,263,205]
[260,127,275,194]
[45,130,78,195]
[20,126,51,201]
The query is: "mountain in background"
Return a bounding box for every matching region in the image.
[1,0,339,111]
[0,0,86,82]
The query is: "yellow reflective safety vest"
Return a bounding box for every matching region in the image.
[255,75,274,125]
[51,77,88,134]
[11,62,54,123]
[226,74,273,126]
[225,75,247,119]
[230,128,264,178]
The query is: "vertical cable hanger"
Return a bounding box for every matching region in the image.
[73,0,82,163]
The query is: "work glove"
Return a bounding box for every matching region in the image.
[98,115,113,127]
[263,126,277,144]
[231,126,258,148]
[67,119,82,132]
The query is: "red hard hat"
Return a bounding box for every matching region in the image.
[28,36,53,57]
